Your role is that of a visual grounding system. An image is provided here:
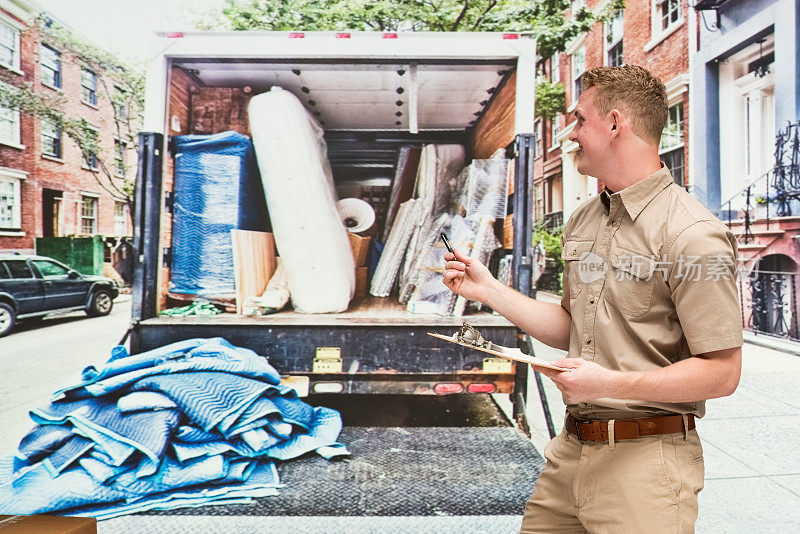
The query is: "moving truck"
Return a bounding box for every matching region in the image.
[132,31,539,432]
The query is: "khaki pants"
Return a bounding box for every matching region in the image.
[520,427,705,533]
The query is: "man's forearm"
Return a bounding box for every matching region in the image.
[606,347,742,403]
[482,280,572,351]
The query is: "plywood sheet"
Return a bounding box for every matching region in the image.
[231,230,277,314]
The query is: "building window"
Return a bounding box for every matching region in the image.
[655,0,680,32]
[84,151,98,170]
[114,139,126,176]
[114,86,128,121]
[80,195,98,234]
[0,102,20,146]
[41,119,62,159]
[606,9,624,67]
[0,20,20,71]
[81,68,98,106]
[534,120,543,159]
[659,102,684,186]
[41,45,61,88]
[550,52,560,83]
[572,45,585,102]
[551,114,561,149]
[0,175,21,230]
[114,201,126,236]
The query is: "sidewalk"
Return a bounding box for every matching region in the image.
[521,290,800,532]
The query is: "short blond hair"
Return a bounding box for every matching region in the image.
[580,65,668,145]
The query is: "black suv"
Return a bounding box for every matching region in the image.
[0,253,119,337]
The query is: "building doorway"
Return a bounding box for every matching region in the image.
[42,188,63,237]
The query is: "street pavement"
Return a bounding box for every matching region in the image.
[0,296,133,454]
[520,291,800,533]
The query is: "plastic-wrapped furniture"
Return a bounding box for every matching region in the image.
[170,131,268,297]
[248,87,354,313]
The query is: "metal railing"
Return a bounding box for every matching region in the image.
[542,210,563,230]
[714,121,800,242]
[739,269,800,341]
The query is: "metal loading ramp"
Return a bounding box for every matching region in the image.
[101,397,545,533]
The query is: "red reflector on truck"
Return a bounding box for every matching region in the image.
[289,32,305,39]
[502,33,519,40]
[166,32,184,39]
[434,383,463,395]
[467,383,496,394]
[383,33,399,39]
[336,33,351,39]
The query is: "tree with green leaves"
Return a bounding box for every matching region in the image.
[0,16,144,214]
[195,0,623,120]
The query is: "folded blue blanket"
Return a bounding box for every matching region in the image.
[0,338,348,519]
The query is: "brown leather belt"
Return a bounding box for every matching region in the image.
[565,413,695,442]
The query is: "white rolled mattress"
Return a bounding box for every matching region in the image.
[248,87,354,313]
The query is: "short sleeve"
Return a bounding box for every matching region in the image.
[666,220,743,354]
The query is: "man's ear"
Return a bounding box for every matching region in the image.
[609,109,621,139]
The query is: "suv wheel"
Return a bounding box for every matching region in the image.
[0,302,15,337]
[87,289,114,317]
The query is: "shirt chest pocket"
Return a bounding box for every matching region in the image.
[608,246,657,317]
[561,240,594,298]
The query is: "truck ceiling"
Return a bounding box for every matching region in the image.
[146,32,536,134]
[174,61,514,131]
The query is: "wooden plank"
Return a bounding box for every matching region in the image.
[231,230,277,314]
[468,71,517,160]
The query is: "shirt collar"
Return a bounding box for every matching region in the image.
[599,166,674,220]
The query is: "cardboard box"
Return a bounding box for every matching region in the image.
[355,266,369,296]
[0,515,96,534]
[348,234,371,267]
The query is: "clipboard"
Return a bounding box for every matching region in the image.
[427,332,570,372]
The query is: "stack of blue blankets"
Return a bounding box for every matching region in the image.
[0,338,348,520]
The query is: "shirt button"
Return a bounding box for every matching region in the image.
[612,221,619,227]
[585,339,592,344]
[589,298,595,304]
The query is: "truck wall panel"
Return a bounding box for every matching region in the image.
[468,71,517,159]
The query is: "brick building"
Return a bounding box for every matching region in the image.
[0,0,134,254]
[534,0,692,224]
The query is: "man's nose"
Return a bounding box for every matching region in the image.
[568,128,577,142]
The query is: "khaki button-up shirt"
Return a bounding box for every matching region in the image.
[560,166,743,420]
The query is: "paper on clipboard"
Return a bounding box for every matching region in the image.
[427,332,570,372]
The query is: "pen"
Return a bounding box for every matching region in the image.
[440,233,454,255]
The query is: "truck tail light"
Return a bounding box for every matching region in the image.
[166,32,184,39]
[502,33,519,40]
[336,33,351,39]
[467,383,496,394]
[289,32,305,39]
[383,33,399,39]
[434,383,463,395]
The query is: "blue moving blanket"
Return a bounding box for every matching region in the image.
[0,338,348,520]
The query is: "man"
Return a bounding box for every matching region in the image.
[443,65,742,532]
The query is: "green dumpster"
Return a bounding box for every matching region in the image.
[36,236,105,275]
